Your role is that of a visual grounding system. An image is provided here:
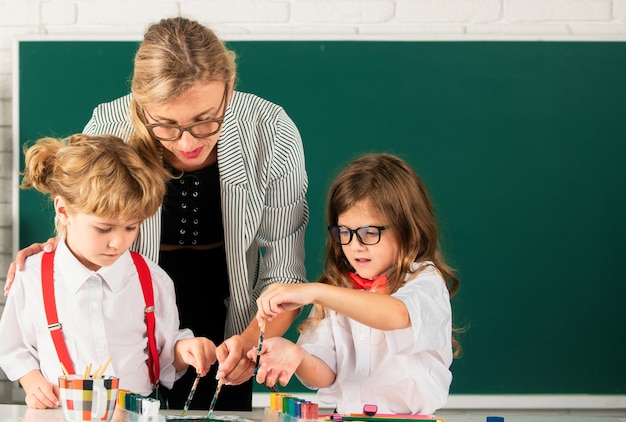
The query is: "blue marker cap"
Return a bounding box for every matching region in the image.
[486,417,504,422]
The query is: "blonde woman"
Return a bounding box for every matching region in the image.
[7,17,308,410]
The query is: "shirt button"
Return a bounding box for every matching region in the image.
[360,335,366,342]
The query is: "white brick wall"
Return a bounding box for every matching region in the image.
[0,0,625,405]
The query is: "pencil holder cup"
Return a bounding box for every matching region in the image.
[59,376,119,421]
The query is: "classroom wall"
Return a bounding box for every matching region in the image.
[1,0,625,406]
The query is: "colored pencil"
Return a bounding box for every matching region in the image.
[94,355,112,379]
[83,363,92,379]
[60,362,70,377]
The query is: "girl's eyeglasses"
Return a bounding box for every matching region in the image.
[328,225,388,246]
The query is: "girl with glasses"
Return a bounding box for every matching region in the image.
[5,17,308,410]
[249,153,460,416]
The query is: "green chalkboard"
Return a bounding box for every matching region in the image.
[17,40,626,396]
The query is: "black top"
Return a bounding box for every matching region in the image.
[161,163,224,246]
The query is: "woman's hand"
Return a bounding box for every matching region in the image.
[4,238,57,296]
[214,335,256,385]
[214,307,300,385]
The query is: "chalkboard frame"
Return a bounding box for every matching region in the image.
[13,38,626,406]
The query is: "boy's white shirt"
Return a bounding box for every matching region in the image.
[297,261,453,415]
[0,239,193,395]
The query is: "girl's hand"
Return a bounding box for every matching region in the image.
[255,283,316,324]
[174,337,217,376]
[5,238,57,296]
[247,337,305,388]
[246,334,335,390]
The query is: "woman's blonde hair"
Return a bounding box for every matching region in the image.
[21,134,170,234]
[303,153,462,356]
[127,16,237,168]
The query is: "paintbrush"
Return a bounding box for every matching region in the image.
[254,320,266,375]
[254,320,279,392]
[206,378,224,418]
[181,373,201,416]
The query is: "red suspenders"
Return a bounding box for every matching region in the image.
[130,252,160,387]
[42,251,160,386]
[42,251,75,374]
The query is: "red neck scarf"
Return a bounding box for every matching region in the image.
[348,272,390,294]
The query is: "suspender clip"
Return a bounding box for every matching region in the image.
[48,323,62,331]
[145,306,155,313]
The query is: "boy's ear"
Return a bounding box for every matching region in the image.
[54,196,70,225]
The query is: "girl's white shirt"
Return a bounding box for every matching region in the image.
[297,261,453,415]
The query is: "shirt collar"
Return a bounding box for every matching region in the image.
[56,240,132,294]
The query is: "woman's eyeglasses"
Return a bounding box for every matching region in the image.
[144,84,228,142]
[328,225,388,246]
[145,118,224,142]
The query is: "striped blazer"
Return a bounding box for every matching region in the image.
[83,91,309,337]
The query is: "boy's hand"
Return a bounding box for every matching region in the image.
[20,370,60,409]
[174,337,217,376]
[5,238,57,296]
[246,337,304,388]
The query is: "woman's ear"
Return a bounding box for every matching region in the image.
[227,75,236,102]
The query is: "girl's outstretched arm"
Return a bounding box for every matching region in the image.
[257,283,410,331]
[247,337,335,389]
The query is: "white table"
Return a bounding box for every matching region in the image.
[0,405,624,422]
[0,405,257,422]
